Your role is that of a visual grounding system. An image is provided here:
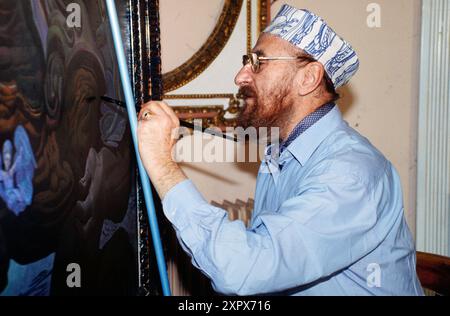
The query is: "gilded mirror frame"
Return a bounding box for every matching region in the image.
[162,0,270,93]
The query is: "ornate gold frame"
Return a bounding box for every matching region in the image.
[167,94,241,131]
[162,0,270,94]
[162,0,244,93]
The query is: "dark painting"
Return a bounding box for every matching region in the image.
[0,0,155,295]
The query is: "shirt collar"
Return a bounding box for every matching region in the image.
[280,102,335,153]
[264,105,344,167]
[286,105,343,166]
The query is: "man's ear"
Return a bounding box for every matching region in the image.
[296,62,324,96]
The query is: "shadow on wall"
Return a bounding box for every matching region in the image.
[337,84,357,116]
[235,161,260,179]
[179,162,240,185]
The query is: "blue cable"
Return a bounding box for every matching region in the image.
[105,0,171,296]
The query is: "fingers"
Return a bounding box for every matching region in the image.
[138,101,179,127]
[157,102,180,127]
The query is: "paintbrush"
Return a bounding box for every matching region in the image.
[86,96,239,143]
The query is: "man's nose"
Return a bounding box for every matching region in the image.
[234,65,253,87]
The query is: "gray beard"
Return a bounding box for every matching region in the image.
[237,95,294,133]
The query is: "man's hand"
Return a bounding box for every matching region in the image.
[137,101,187,198]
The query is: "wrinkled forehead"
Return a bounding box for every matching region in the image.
[253,33,302,56]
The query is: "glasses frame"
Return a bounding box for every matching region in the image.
[242,52,314,73]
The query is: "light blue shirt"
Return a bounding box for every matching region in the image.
[162,106,424,296]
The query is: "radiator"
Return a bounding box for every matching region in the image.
[417,0,450,256]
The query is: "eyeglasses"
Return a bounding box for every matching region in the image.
[242,53,313,73]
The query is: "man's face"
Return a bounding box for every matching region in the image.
[234,34,298,130]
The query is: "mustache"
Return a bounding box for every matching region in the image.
[238,86,256,98]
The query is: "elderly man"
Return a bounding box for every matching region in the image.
[137,5,423,295]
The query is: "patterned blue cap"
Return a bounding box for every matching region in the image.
[264,4,359,88]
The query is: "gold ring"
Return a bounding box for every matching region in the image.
[143,111,151,120]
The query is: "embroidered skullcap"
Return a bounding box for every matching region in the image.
[264,4,359,88]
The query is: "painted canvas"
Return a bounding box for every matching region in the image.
[0,0,156,295]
